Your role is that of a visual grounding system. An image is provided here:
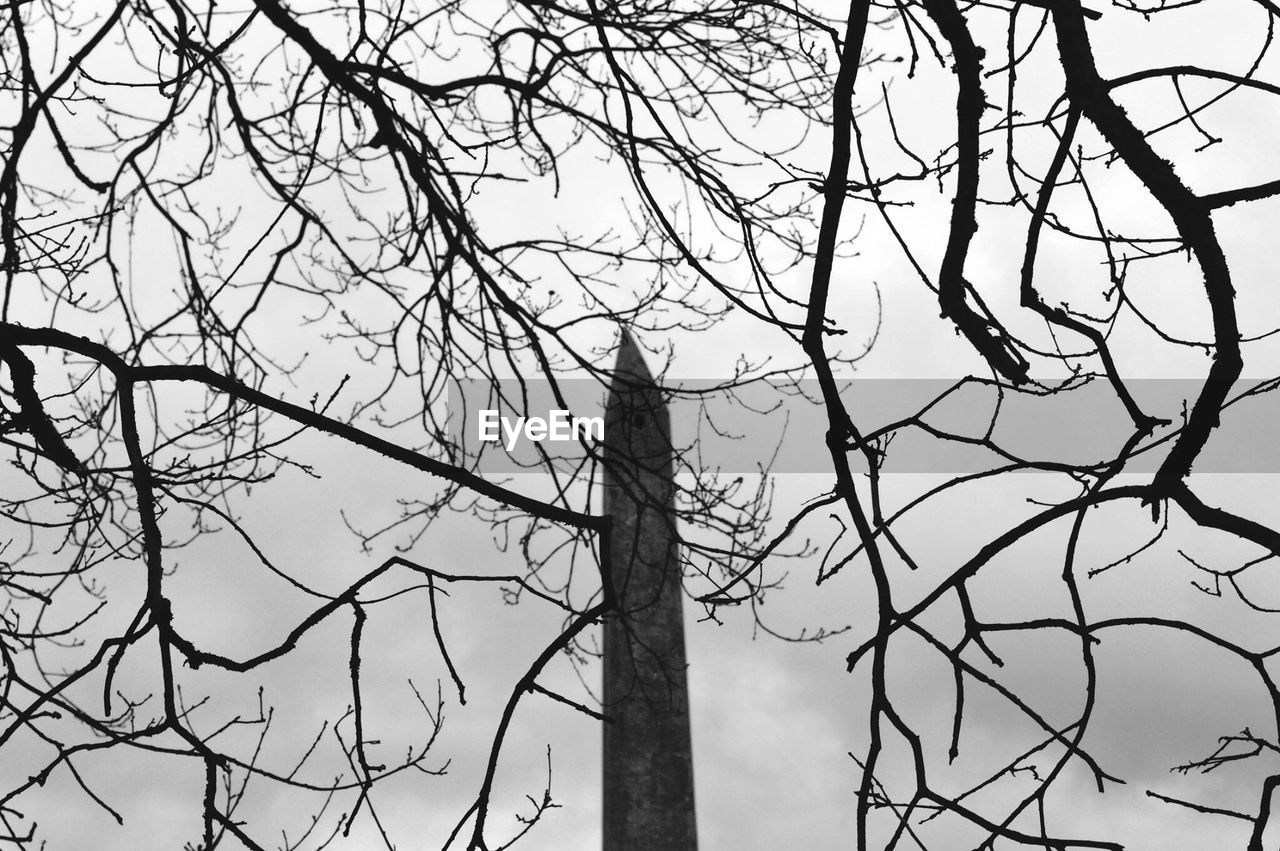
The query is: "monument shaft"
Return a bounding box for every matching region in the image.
[602,332,697,851]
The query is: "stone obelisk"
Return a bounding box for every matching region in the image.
[602,330,697,850]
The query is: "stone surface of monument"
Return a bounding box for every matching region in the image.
[601,330,698,851]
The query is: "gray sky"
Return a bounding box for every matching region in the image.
[5,0,1280,849]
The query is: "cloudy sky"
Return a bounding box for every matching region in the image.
[5,0,1280,849]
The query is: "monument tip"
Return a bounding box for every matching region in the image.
[613,327,654,384]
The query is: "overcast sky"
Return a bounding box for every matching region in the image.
[6,1,1280,850]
